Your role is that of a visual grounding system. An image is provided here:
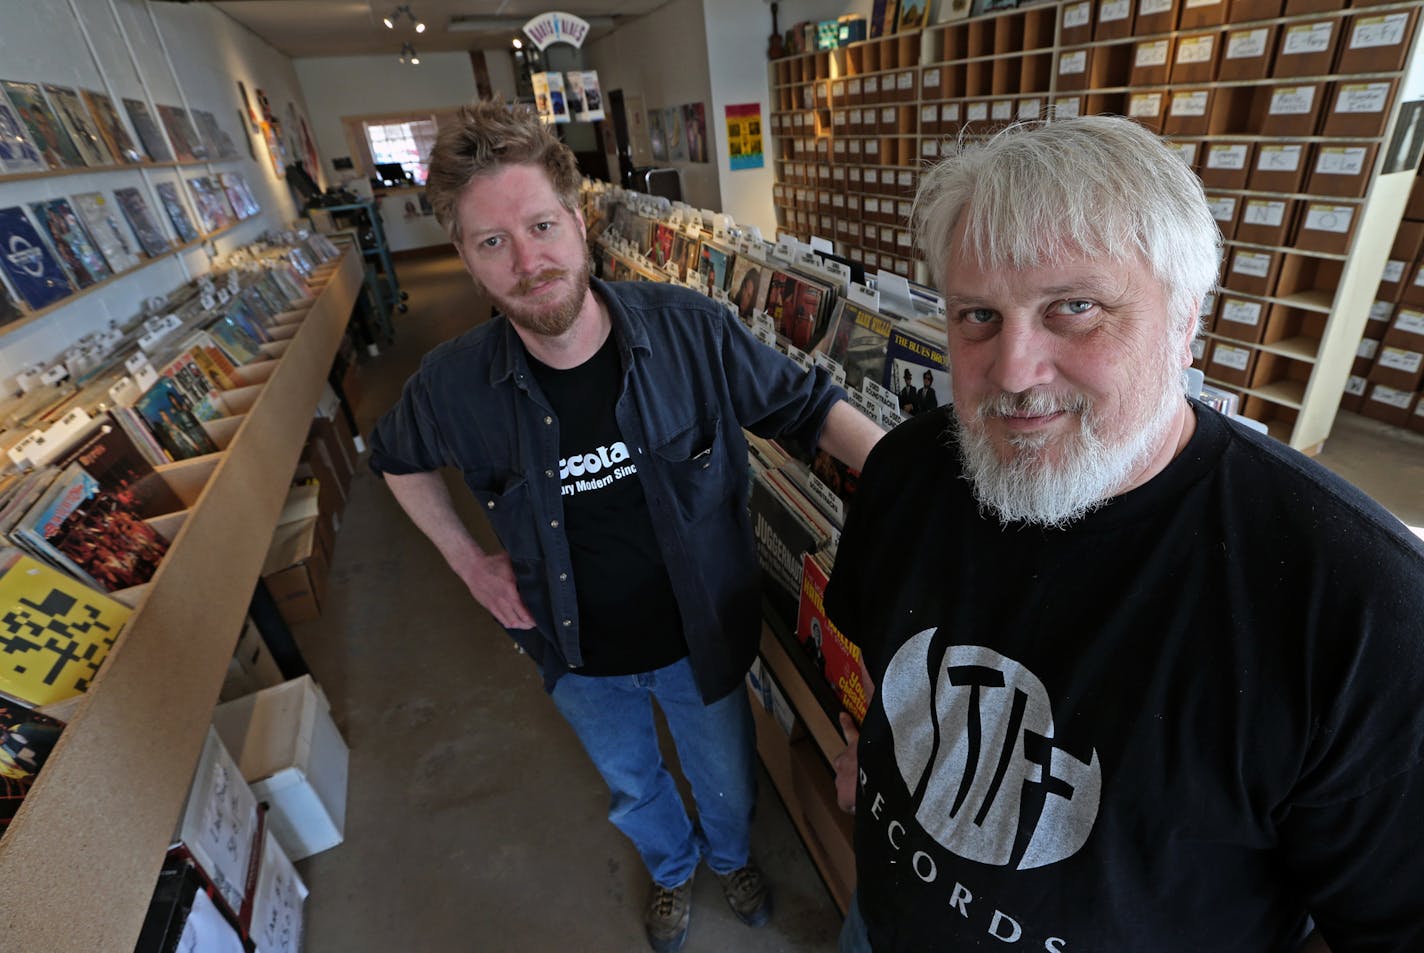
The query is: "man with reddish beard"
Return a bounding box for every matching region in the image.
[826,116,1424,953]
[368,100,883,953]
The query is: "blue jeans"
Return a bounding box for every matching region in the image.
[551,656,757,888]
[839,892,873,953]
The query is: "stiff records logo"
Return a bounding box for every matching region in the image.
[883,632,1100,870]
[7,235,46,277]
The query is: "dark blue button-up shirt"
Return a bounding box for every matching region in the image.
[369,278,846,703]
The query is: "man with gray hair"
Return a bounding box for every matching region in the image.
[826,115,1424,951]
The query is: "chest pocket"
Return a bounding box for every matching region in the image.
[466,471,541,562]
[652,414,730,523]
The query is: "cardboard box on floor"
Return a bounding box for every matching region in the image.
[212,675,350,862]
[262,487,331,627]
[221,617,287,703]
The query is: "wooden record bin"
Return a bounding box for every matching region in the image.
[766,0,1423,453]
[0,250,362,950]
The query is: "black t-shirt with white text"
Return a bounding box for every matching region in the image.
[528,333,687,676]
[824,403,1424,952]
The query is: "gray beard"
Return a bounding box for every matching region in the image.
[953,374,1184,529]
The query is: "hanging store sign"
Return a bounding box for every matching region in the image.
[522,12,591,50]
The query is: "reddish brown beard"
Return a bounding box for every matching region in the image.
[492,257,591,337]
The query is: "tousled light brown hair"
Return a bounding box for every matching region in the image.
[424,97,582,244]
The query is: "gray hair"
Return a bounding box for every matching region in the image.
[912,116,1222,337]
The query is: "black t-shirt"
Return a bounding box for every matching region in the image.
[528,332,688,676]
[824,403,1424,952]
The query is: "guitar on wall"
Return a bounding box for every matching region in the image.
[767,1,784,59]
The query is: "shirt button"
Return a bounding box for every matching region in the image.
[544,416,553,425]
[486,500,495,509]
[563,619,572,627]
[550,519,559,528]
[545,469,554,478]
[559,572,568,581]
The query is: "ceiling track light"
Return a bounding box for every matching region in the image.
[384,5,424,33]
[399,41,420,65]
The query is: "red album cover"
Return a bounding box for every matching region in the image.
[796,552,869,723]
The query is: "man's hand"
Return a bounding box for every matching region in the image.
[835,712,860,813]
[452,549,536,630]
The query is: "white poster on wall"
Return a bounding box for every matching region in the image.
[567,70,605,122]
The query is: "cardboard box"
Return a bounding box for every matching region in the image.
[1321,80,1398,138]
[1206,192,1241,239]
[1248,142,1308,194]
[1180,0,1228,28]
[1293,202,1357,255]
[1219,24,1277,80]
[1228,0,1280,20]
[1403,265,1424,308]
[1340,374,1369,413]
[1165,87,1213,135]
[1256,82,1324,137]
[212,676,350,862]
[1360,384,1417,427]
[1336,9,1417,74]
[1127,91,1167,132]
[1171,31,1218,83]
[1366,300,1396,339]
[1095,0,1134,40]
[1224,251,1282,299]
[1368,345,1424,393]
[1200,141,1253,189]
[1410,394,1424,435]
[171,727,262,923]
[1136,0,1179,34]
[1061,0,1094,44]
[1306,143,1377,199]
[1273,18,1340,78]
[1208,339,1259,385]
[221,618,286,703]
[247,830,308,953]
[1235,198,1296,249]
[1130,36,1174,85]
[1216,295,1270,342]
[262,516,329,627]
[1385,306,1424,353]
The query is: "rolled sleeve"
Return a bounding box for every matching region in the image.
[368,370,448,476]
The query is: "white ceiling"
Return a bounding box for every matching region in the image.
[212,0,672,58]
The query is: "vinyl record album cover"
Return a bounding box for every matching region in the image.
[122,97,172,162]
[186,176,234,233]
[0,80,82,168]
[0,206,73,310]
[71,192,142,274]
[0,94,47,174]
[42,84,112,166]
[157,104,205,162]
[155,181,199,243]
[29,198,111,289]
[113,187,171,257]
[81,89,143,163]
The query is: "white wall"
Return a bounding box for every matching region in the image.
[294,52,484,184]
[0,0,315,383]
[585,0,720,211]
[704,0,875,236]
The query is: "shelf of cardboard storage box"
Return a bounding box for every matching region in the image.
[0,249,361,950]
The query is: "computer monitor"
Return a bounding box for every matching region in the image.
[374,162,408,187]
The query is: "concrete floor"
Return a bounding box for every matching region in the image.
[291,253,1424,952]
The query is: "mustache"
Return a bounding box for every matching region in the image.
[975,389,1091,421]
[514,269,567,295]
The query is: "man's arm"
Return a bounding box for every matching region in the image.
[384,471,536,630]
[818,400,885,472]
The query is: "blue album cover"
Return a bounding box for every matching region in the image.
[0,206,73,311]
